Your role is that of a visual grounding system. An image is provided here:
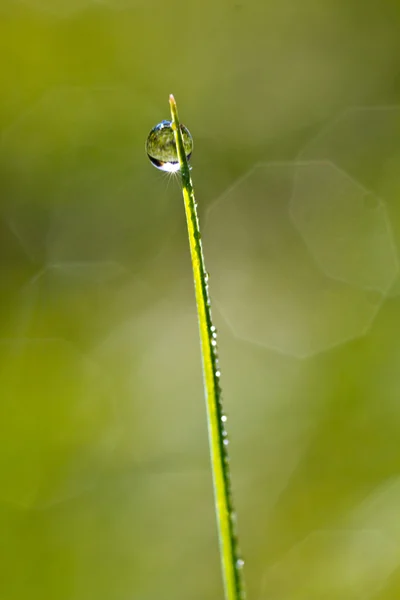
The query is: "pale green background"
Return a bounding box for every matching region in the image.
[1,1,400,599]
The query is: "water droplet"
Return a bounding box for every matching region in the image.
[221,414,227,422]
[146,120,193,172]
[211,339,217,347]
[236,558,245,569]
[223,438,229,446]
[210,326,216,333]
[216,370,221,378]
[222,430,228,437]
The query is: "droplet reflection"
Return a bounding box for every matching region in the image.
[146,120,193,172]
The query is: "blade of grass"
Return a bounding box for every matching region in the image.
[169,94,245,600]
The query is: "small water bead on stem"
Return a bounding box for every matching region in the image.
[146,120,193,172]
[149,94,246,600]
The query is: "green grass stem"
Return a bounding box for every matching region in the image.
[169,94,245,600]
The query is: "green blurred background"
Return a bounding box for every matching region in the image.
[1,1,400,599]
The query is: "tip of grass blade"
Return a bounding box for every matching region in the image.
[169,94,178,131]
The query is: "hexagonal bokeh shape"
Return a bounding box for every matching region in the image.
[298,107,400,296]
[289,161,398,293]
[0,338,118,508]
[260,529,400,600]
[204,163,397,358]
[351,477,400,548]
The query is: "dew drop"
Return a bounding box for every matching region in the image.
[211,339,217,347]
[216,370,221,378]
[210,326,216,333]
[236,558,245,569]
[146,120,193,172]
[223,438,229,446]
[221,414,227,422]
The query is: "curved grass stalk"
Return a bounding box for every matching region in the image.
[169,94,245,600]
